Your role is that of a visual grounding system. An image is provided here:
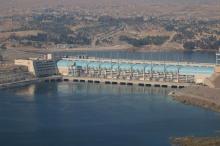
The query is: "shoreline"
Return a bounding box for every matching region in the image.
[39,47,219,53]
[8,45,218,54]
[171,136,220,146]
[0,78,40,90]
[169,86,220,113]
[0,76,62,90]
[169,86,220,145]
[1,76,220,114]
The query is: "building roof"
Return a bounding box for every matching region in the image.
[57,60,214,76]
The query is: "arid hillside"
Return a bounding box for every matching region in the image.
[0,0,219,60]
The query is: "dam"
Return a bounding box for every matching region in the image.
[56,56,215,88]
[13,53,218,88]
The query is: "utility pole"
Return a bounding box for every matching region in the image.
[110,52,113,78]
[177,55,181,83]
[117,53,120,79]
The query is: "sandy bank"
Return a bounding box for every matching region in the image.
[171,136,220,146]
[170,86,220,112]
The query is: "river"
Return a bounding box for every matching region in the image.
[0,82,220,146]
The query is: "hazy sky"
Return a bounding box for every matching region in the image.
[0,0,219,16]
[0,0,219,6]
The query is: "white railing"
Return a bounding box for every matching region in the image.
[63,57,215,67]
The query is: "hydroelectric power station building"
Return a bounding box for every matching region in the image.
[57,56,215,84]
[14,52,220,87]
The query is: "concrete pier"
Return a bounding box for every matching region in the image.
[0,78,40,89]
[62,76,192,88]
[0,74,191,90]
[0,76,62,89]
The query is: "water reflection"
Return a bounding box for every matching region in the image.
[1,82,220,146]
[56,82,171,96]
[12,82,173,104]
[15,84,36,101]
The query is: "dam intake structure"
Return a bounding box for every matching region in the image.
[56,56,215,88]
[11,54,217,89]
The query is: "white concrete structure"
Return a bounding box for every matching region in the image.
[57,57,215,84]
[15,54,57,77]
[216,48,220,65]
[215,49,220,73]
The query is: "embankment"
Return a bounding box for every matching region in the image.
[0,76,62,89]
[171,137,220,146]
[169,86,220,112]
[204,73,220,88]
[0,78,40,89]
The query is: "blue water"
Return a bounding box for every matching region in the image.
[0,82,220,146]
[56,50,216,63]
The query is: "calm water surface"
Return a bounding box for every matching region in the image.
[0,82,220,146]
[57,50,216,63]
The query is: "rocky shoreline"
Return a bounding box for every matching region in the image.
[0,78,40,90]
[171,136,220,146]
[169,86,220,113]
[169,86,220,145]
[0,76,62,90]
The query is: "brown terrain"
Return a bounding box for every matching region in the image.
[170,86,220,112]
[171,137,220,146]
[0,0,219,62]
[170,73,220,112]
[169,74,220,146]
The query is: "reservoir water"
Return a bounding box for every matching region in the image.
[57,50,216,63]
[0,82,220,146]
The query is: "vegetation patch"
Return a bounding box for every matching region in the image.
[119,35,169,47]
